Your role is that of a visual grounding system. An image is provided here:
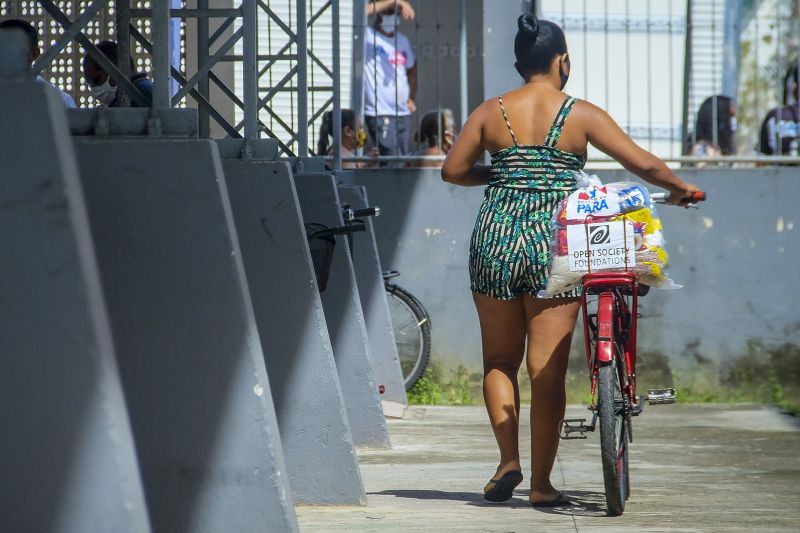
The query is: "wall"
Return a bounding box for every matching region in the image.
[353,167,800,379]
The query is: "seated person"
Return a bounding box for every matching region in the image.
[0,18,76,108]
[683,95,736,164]
[317,109,378,169]
[759,65,799,155]
[82,40,153,107]
[408,109,455,168]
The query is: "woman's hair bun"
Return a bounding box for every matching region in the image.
[517,14,540,40]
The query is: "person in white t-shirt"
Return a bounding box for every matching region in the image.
[0,19,76,108]
[364,8,417,157]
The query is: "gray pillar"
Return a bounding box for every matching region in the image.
[294,174,391,448]
[0,81,150,533]
[482,1,526,100]
[338,185,408,408]
[72,136,297,532]
[221,157,367,504]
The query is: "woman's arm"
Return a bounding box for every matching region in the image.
[442,105,491,187]
[581,102,700,204]
[367,0,415,19]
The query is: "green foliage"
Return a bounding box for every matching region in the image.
[672,340,800,415]
[406,363,483,405]
[406,342,800,415]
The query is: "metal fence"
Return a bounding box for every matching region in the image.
[1,0,798,165]
[346,0,799,166]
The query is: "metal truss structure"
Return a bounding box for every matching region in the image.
[2,0,344,160]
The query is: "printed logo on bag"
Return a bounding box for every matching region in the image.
[575,186,609,214]
[589,224,611,245]
[567,185,621,219]
[566,221,637,272]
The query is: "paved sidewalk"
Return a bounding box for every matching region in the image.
[296,404,800,532]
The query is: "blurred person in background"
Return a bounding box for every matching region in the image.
[408,109,456,168]
[317,109,378,169]
[363,5,417,159]
[82,40,153,108]
[759,64,799,156]
[684,95,736,159]
[0,18,76,108]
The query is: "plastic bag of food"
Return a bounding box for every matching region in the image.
[543,178,679,296]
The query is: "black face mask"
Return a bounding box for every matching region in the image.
[560,55,570,90]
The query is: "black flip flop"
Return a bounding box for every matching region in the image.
[483,471,523,502]
[530,492,570,508]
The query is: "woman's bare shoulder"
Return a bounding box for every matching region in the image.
[571,99,611,122]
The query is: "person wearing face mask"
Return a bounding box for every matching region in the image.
[317,109,378,169]
[363,7,417,160]
[81,40,153,108]
[442,14,699,507]
[367,0,416,20]
[0,19,76,108]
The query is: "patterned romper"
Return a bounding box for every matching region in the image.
[469,95,586,300]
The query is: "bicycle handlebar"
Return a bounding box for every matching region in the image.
[650,190,706,205]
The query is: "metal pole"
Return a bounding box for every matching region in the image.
[722,0,741,103]
[459,0,468,127]
[646,0,653,151]
[604,0,609,110]
[625,0,631,133]
[198,0,210,137]
[116,0,132,107]
[681,0,693,154]
[242,0,258,139]
[669,0,675,157]
[582,0,588,99]
[711,0,719,150]
[775,1,782,155]
[333,0,342,170]
[351,0,367,116]
[151,0,171,108]
[297,0,309,157]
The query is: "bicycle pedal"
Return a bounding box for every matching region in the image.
[559,418,594,440]
[646,388,677,405]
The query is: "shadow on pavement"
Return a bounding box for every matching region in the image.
[371,488,609,514]
[528,490,609,517]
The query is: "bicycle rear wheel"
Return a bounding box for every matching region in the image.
[598,358,628,516]
[385,283,431,391]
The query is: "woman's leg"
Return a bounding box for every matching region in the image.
[523,296,580,503]
[473,293,528,483]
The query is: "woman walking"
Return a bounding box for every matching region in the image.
[441,14,699,506]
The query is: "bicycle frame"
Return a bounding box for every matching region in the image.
[581,272,640,410]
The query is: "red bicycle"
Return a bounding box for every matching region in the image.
[558,189,706,516]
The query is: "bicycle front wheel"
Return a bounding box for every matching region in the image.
[598,359,628,516]
[385,283,431,391]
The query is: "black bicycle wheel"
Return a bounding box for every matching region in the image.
[598,359,628,516]
[385,283,431,391]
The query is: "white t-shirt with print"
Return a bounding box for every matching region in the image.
[363,26,416,117]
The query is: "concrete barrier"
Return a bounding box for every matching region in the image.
[73,135,297,532]
[221,157,367,503]
[0,82,150,533]
[294,174,391,449]
[338,185,408,410]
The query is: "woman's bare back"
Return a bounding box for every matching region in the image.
[480,85,588,156]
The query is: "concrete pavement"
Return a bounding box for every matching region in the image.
[296,404,800,532]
